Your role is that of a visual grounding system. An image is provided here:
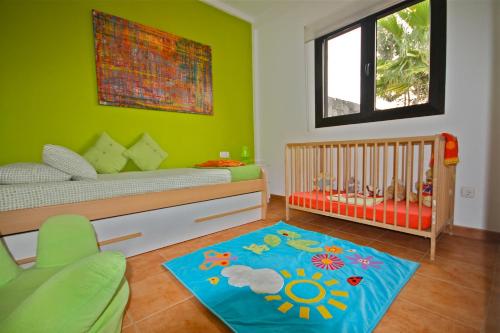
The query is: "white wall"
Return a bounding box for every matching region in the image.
[254,0,496,230]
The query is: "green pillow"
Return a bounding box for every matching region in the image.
[123,133,167,171]
[83,132,127,174]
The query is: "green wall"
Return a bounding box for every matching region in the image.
[0,0,254,169]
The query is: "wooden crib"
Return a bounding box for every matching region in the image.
[284,135,456,260]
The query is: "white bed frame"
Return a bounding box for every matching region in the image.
[0,169,268,265]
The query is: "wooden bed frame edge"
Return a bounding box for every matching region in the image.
[0,168,268,236]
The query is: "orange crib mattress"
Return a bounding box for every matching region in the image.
[288,191,432,230]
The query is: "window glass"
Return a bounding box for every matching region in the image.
[326,28,361,117]
[375,0,430,110]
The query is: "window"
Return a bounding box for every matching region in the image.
[315,0,446,127]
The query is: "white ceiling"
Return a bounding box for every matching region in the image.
[205,0,401,27]
[217,0,278,19]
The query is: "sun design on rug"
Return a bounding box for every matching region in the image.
[264,268,349,320]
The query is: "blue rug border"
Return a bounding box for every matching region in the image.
[163,221,420,333]
[164,264,237,332]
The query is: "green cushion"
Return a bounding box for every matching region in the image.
[0,241,21,287]
[0,266,61,323]
[0,252,126,333]
[88,279,129,333]
[36,215,99,268]
[84,132,128,174]
[228,165,261,182]
[123,133,168,171]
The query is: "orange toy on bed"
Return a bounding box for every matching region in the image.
[195,159,245,167]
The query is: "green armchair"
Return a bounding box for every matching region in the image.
[0,215,129,333]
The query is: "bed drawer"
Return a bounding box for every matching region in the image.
[93,191,263,257]
[3,192,263,264]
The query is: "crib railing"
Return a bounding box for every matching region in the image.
[285,135,456,259]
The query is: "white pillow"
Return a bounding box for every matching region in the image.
[43,144,97,180]
[0,163,72,184]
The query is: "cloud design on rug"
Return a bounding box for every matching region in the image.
[221,265,284,294]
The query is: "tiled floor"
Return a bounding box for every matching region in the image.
[122,197,499,333]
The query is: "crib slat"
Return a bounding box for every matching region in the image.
[394,142,399,227]
[330,145,334,214]
[307,146,310,209]
[406,142,412,229]
[363,144,367,219]
[346,144,351,216]
[337,144,341,215]
[323,145,326,212]
[418,141,424,230]
[310,146,313,209]
[295,146,299,200]
[383,143,388,224]
[354,143,358,218]
[303,146,306,208]
[373,143,378,223]
[314,146,318,210]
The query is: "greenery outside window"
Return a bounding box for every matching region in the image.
[315,0,446,127]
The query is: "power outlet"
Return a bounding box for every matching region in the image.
[219,151,230,158]
[461,186,475,199]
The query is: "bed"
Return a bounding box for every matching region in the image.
[0,166,267,264]
[285,135,456,260]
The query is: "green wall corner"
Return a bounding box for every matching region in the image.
[0,0,254,169]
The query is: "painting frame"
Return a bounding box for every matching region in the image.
[93,10,213,115]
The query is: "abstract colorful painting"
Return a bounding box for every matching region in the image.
[93,10,213,114]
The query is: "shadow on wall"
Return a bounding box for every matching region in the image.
[485,0,500,234]
[484,3,500,333]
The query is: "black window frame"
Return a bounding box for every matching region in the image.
[315,0,446,128]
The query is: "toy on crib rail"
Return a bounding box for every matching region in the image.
[409,169,433,207]
[313,173,336,191]
[385,179,406,202]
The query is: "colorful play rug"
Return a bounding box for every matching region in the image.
[163,221,419,333]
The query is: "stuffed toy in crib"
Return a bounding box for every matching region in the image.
[385,178,406,202]
[313,173,336,191]
[409,169,433,207]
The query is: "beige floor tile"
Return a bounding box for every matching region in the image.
[135,298,230,333]
[122,311,133,328]
[126,250,166,284]
[158,237,216,261]
[399,274,487,329]
[485,289,500,333]
[368,240,425,262]
[375,298,478,333]
[337,222,387,239]
[127,272,192,321]
[436,234,497,268]
[376,229,431,252]
[328,229,374,246]
[307,215,351,230]
[417,256,492,292]
[121,324,137,333]
[287,209,320,222]
[285,219,334,234]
